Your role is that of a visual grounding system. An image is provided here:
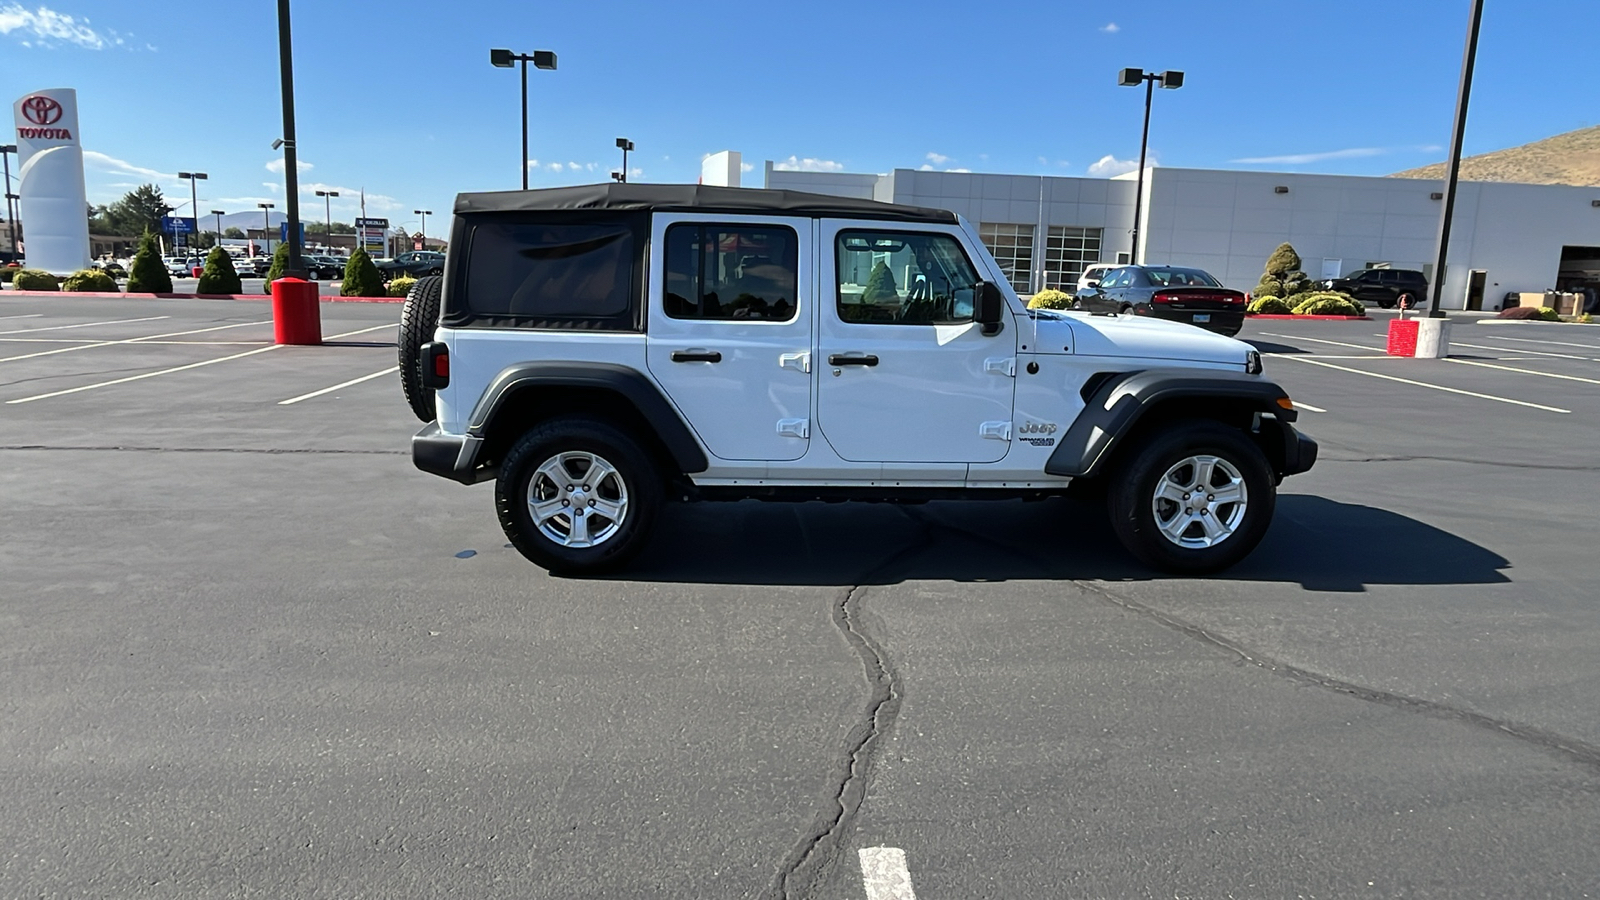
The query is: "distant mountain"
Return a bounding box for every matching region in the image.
[1390,125,1600,187]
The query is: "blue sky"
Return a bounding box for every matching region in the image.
[4,0,1597,238]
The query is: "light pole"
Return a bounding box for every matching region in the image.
[258,201,275,255]
[1117,67,1184,265]
[1,144,17,261]
[211,210,226,250]
[178,171,206,252]
[413,209,432,247]
[613,137,633,183]
[490,47,558,190]
[274,0,306,278]
[1426,0,1485,319]
[316,189,339,250]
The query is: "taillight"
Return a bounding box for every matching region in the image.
[433,352,449,378]
[1151,291,1177,304]
[1229,293,1247,306]
[420,341,449,389]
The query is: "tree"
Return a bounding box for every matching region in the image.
[126,231,173,293]
[1253,242,1313,300]
[306,221,356,235]
[341,247,386,297]
[223,226,245,239]
[93,185,173,236]
[197,246,242,295]
[261,241,291,291]
[861,260,899,305]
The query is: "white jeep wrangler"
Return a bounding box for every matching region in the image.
[400,184,1316,574]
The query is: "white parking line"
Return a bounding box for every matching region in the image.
[1273,355,1571,413]
[0,315,168,336]
[1448,340,1592,360]
[859,847,917,900]
[0,313,44,321]
[1293,401,1328,413]
[5,323,396,404]
[1259,332,1387,353]
[1487,335,1600,351]
[1445,357,1600,386]
[278,366,399,405]
[0,319,270,363]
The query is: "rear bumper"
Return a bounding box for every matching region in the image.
[1142,307,1247,335]
[412,421,493,484]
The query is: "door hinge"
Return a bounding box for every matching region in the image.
[984,357,1016,377]
[777,418,810,439]
[778,351,811,374]
[979,421,1012,441]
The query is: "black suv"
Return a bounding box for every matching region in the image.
[1324,268,1428,309]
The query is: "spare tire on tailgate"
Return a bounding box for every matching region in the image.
[398,274,443,422]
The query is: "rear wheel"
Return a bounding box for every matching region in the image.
[398,275,443,422]
[496,418,662,574]
[1107,420,1275,574]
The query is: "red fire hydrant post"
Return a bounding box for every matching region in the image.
[271,277,322,345]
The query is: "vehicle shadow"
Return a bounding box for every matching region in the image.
[609,495,1510,591]
[1243,339,1310,355]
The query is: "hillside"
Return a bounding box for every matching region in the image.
[1390,125,1600,186]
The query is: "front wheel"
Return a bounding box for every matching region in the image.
[1107,421,1275,574]
[496,418,662,574]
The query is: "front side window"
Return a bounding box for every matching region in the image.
[836,230,978,325]
[664,224,799,321]
[461,219,636,329]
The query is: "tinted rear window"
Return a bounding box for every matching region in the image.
[452,217,643,330]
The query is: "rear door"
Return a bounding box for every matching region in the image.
[645,215,813,461]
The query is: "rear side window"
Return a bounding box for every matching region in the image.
[456,218,641,330]
[664,224,799,321]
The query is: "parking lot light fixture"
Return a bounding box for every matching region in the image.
[258,202,275,254]
[178,172,207,252]
[211,209,226,247]
[491,47,558,190]
[1118,67,1183,265]
[1426,0,1485,320]
[316,190,339,250]
[1,144,18,259]
[413,209,432,245]
[615,137,633,184]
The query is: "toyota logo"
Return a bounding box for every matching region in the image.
[21,95,63,126]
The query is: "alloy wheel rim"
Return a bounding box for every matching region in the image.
[1150,454,1248,549]
[526,451,628,549]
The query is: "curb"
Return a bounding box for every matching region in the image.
[1247,314,1371,321]
[1,289,403,303]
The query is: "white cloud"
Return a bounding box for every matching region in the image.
[263,182,280,193]
[215,196,278,207]
[740,162,754,173]
[1087,154,1140,177]
[82,150,174,182]
[0,4,117,49]
[526,158,539,169]
[547,162,564,172]
[1100,22,1120,33]
[265,158,314,174]
[773,155,844,173]
[926,152,952,165]
[1231,147,1386,165]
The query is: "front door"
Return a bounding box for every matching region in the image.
[646,215,813,461]
[816,222,1016,464]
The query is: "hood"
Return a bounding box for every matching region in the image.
[1024,310,1252,366]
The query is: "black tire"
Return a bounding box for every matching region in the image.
[1107,420,1276,574]
[398,275,443,422]
[496,417,662,574]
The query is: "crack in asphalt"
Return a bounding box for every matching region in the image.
[769,516,926,900]
[0,444,405,455]
[1320,453,1600,471]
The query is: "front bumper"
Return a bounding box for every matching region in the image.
[412,421,493,484]
[1278,422,1318,477]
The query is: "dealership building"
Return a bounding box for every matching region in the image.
[742,155,1600,311]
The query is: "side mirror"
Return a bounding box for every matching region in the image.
[976,281,1006,336]
[1084,278,1101,289]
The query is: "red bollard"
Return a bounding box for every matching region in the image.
[1386,318,1419,357]
[191,265,204,278]
[271,277,322,345]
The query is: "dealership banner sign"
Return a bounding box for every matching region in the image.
[356,217,388,255]
[13,88,90,273]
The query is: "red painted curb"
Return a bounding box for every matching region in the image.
[2,289,402,302]
[1246,314,1371,320]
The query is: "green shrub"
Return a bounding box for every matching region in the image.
[1253,276,1283,299]
[261,242,291,291]
[387,275,418,298]
[1291,291,1364,316]
[1248,296,1292,314]
[13,268,59,291]
[62,268,118,292]
[126,231,173,293]
[1265,242,1302,276]
[1538,306,1562,322]
[1027,288,1073,310]
[1281,272,1313,295]
[860,260,899,305]
[341,248,387,297]
[196,246,243,294]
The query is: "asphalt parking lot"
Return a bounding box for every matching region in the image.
[2,297,1598,899]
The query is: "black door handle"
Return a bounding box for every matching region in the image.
[828,354,879,367]
[670,350,722,363]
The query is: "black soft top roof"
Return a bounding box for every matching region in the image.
[452,182,958,224]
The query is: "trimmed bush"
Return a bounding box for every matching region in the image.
[126,231,173,293]
[1496,306,1561,321]
[1027,288,1073,310]
[197,247,243,295]
[387,275,418,298]
[1265,242,1302,276]
[13,268,59,291]
[861,260,899,305]
[341,248,387,297]
[1248,296,1292,314]
[1291,291,1365,316]
[1252,276,1284,299]
[62,268,118,292]
[261,242,291,291]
